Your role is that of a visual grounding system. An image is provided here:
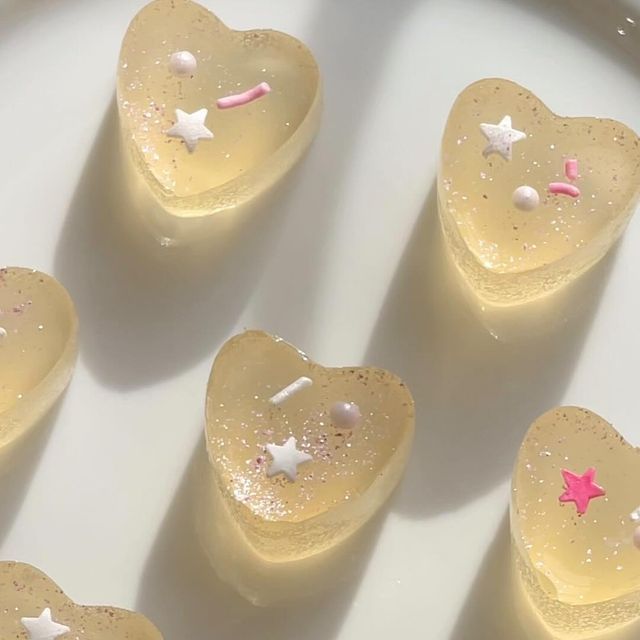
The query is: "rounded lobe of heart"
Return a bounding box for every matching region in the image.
[512,406,640,636]
[204,331,415,561]
[438,78,640,305]
[117,0,321,218]
[0,267,77,451]
[0,562,162,639]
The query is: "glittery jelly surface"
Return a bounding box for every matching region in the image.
[439,78,640,305]
[0,562,162,639]
[117,0,321,217]
[0,268,77,449]
[204,331,415,561]
[511,407,640,637]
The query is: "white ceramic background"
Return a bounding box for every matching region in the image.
[1,0,640,638]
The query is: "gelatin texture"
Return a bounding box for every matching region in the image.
[0,562,162,639]
[0,267,77,450]
[205,331,414,561]
[511,407,640,637]
[439,78,640,305]
[118,0,321,216]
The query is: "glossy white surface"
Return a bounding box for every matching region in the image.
[1,0,640,638]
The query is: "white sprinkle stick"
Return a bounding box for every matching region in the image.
[269,376,313,405]
[217,82,271,109]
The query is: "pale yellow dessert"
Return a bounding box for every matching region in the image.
[203,331,414,567]
[117,0,321,220]
[0,561,162,639]
[196,441,389,605]
[439,78,640,305]
[0,268,77,454]
[511,407,640,638]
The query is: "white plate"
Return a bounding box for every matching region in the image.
[2,0,640,638]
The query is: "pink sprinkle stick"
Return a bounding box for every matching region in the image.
[564,158,579,181]
[549,182,581,198]
[216,82,271,109]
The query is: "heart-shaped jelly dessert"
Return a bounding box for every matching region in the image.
[0,268,77,454]
[512,406,640,638]
[0,561,162,639]
[439,78,640,305]
[117,0,321,221]
[204,331,415,564]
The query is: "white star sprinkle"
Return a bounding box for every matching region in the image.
[479,115,526,161]
[266,436,312,482]
[166,108,213,152]
[21,608,70,640]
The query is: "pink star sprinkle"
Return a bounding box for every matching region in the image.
[559,467,606,515]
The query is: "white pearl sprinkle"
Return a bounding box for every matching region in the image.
[0,327,6,338]
[512,185,540,211]
[330,402,362,429]
[169,50,197,77]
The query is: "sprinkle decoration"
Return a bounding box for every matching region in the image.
[168,50,197,77]
[549,182,581,198]
[512,185,540,211]
[479,115,526,161]
[21,608,70,640]
[330,401,362,429]
[558,467,606,515]
[166,108,214,152]
[565,158,579,181]
[266,436,312,482]
[217,82,271,109]
[634,526,640,550]
[269,376,313,405]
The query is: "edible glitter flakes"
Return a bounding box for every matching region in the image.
[205,331,414,560]
[438,78,640,305]
[209,367,401,520]
[0,562,162,640]
[117,0,321,213]
[0,267,77,445]
[512,407,640,637]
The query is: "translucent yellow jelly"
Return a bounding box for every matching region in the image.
[439,78,640,305]
[204,331,414,565]
[117,0,321,218]
[511,407,640,638]
[0,268,77,453]
[0,562,162,639]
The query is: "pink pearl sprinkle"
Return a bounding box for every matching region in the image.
[565,158,579,181]
[216,82,271,109]
[549,182,581,198]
